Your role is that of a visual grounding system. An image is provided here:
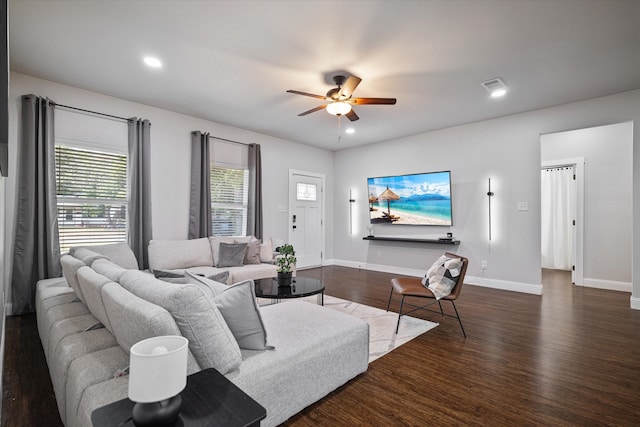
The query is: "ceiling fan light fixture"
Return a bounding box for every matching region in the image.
[326,102,352,116]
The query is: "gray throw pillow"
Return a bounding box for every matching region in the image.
[153,269,188,284]
[185,272,272,351]
[217,242,248,267]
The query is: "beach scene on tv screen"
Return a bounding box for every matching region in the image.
[367,171,452,225]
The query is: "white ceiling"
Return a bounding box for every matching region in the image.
[9,0,640,151]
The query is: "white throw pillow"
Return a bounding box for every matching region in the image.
[421,255,463,300]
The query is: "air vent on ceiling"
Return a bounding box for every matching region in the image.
[481,78,508,97]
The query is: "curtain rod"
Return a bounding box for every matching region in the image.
[542,165,574,170]
[53,103,131,122]
[210,135,251,146]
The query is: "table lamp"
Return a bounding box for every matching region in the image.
[128,335,189,426]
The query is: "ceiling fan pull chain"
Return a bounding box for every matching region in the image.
[337,115,342,143]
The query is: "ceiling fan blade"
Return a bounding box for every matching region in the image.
[352,97,397,105]
[298,105,327,116]
[287,90,326,100]
[345,109,359,122]
[337,76,362,99]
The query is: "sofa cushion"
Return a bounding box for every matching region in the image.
[119,270,241,374]
[46,313,102,363]
[66,346,129,427]
[60,254,87,302]
[148,238,213,272]
[223,263,278,284]
[91,258,128,282]
[68,247,108,266]
[185,272,272,351]
[228,300,369,427]
[100,281,202,373]
[49,327,117,424]
[75,242,139,270]
[76,266,115,332]
[217,242,248,267]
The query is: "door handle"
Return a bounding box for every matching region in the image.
[292,225,297,229]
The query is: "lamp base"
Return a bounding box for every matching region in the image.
[132,395,182,427]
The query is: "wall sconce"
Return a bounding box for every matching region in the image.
[128,336,189,426]
[349,189,356,235]
[487,178,495,241]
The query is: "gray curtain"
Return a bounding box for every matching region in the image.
[128,118,152,269]
[188,131,211,239]
[11,95,61,314]
[247,143,263,239]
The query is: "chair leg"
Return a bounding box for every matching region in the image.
[386,286,395,312]
[437,300,444,315]
[450,300,467,338]
[395,295,405,333]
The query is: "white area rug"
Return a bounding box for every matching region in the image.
[262,295,438,363]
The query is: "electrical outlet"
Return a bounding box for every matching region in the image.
[481,260,488,270]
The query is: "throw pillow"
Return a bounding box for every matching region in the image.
[259,237,274,263]
[153,269,188,284]
[217,242,248,267]
[421,255,464,300]
[240,238,261,265]
[207,270,230,285]
[186,272,273,351]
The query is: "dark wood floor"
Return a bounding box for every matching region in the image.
[3,267,640,426]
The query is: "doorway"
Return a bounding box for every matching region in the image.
[540,159,584,285]
[288,170,325,269]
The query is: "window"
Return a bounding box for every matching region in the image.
[297,182,317,201]
[210,165,249,236]
[55,144,128,253]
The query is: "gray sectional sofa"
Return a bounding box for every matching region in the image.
[36,242,369,427]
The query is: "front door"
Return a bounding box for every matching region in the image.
[289,170,324,269]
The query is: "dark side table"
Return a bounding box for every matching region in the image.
[91,368,266,427]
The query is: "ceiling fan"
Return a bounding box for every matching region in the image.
[286,75,397,121]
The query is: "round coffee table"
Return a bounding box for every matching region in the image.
[254,277,324,305]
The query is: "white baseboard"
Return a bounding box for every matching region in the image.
[4,302,12,317]
[327,259,543,295]
[582,278,632,293]
[630,296,640,310]
[465,276,543,295]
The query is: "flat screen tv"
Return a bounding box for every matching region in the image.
[367,171,452,225]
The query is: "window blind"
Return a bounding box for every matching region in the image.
[55,145,127,253]
[210,165,248,237]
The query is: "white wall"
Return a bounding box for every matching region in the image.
[332,89,640,304]
[541,122,633,289]
[5,72,334,305]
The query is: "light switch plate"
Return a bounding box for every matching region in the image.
[517,202,529,211]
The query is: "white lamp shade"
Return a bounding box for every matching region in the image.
[128,335,188,403]
[326,102,352,116]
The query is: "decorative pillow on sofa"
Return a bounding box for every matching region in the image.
[259,237,274,263]
[186,272,273,351]
[217,242,248,267]
[240,238,261,265]
[421,255,463,300]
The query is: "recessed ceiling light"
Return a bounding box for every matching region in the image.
[481,78,508,98]
[345,128,355,134]
[143,56,162,68]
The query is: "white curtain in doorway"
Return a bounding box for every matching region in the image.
[541,167,574,270]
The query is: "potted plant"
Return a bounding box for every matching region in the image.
[276,243,296,285]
